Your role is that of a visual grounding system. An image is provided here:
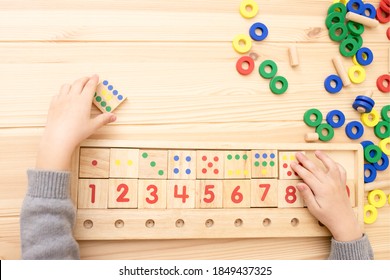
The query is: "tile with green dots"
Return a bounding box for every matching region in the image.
[93,80,126,113]
[138,150,168,179]
[251,150,278,178]
[109,149,139,178]
[223,151,251,179]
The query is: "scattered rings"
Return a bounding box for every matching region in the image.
[361,3,377,19]
[348,65,366,84]
[361,109,380,127]
[347,0,365,14]
[347,21,364,36]
[376,5,390,24]
[381,105,390,122]
[232,34,252,54]
[249,22,269,41]
[269,76,288,95]
[379,138,390,155]
[316,123,335,141]
[236,56,255,75]
[259,60,278,79]
[364,163,377,183]
[239,0,259,19]
[356,47,373,66]
[374,121,390,139]
[329,23,348,41]
[326,12,346,29]
[324,74,343,93]
[376,74,390,93]
[304,109,323,127]
[364,204,378,224]
[368,190,387,208]
[345,121,364,139]
[340,37,359,57]
[364,144,382,163]
[373,152,389,171]
[326,110,345,128]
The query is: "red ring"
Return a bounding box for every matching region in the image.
[380,0,390,10]
[387,27,390,40]
[377,74,390,93]
[376,6,390,23]
[236,56,255,75]
[382,0,390,8]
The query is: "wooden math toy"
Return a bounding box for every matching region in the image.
[93,80,126,113]
[71,140,364,240]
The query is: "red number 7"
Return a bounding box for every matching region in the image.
[258,184,271,201]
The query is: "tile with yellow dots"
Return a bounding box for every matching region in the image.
[224,151,251,179]
[109,149,139,178]
[93,80,126,113]
[138,150,168,179]
[278,151,305,180]
[168,150,197,179]
[251,150,278,178]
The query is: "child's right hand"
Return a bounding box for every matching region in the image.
[291,151,363,242]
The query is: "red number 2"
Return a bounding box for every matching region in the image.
[116,183,130,202]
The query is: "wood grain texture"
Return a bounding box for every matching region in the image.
[0,0,389,259]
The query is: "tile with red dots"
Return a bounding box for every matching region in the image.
[79,148,110,178]
[224,151,251,179]
[278,151,305,180]
[93,80,126,113]
[168,150,197,179]
[277,180,304,208]
[251,150,278,178]
[109,149,139,178]
[138,150,168,179]
[196,151,225,179]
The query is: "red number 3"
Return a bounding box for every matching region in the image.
[146,184,158,204]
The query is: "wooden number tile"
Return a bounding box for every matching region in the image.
[278,151,305,180]
[168,150,197,179]
[277,180,304,208]
[195,180,223,208]
[167,180,196,208]
[109,149,139,178]
[79,148,110,178]
[346,179,356,207]
[223,180,251,208]
[93,80,126,113]
[138,180,167,209]
[78,179,108,209]
[139,150,168,179]
[224,151,251,179]
[196,150,224,179]
[108,179,138,208]
[250,179,278,207]
[251,150,278,178]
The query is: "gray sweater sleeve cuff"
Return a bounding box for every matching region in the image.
[26,169,71,199]
[328,234,374,260]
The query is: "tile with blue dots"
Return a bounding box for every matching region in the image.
[168,150,197,179]
[251,150,278,178]
[93,80,126,113]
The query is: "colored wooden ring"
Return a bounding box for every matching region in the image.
[347,35,363,51]
[379,138,390,155]
[232,34,252,54]
[355,95,375,107]
[328,3,347,15]
[304,109,323,127]
[376,6,390,24]
[239,0,259,19]
[373,152,390,171]
[340,37,359,57]
[381,105,390,122]
[316,123,335,141]
[374,121,390,139]
[364,144,383,163]
[345,121,364,139]
[376,74,390,93]
[361,140,374,150]
[326,12,346,29]
[352,100,373,113]
[347,0,365,14]
[348,65,366,84]
[324,74,343,93]
[236,56,255,75]
[269,76,288,95]
[364,163,377,183]
[356,47,373,66]
[326,110,345,128]
[347,21,365,36]
[259,60,278,79]
[368,190,387,208]
[361,3,377,19]
[361,109,380,127]
[329,23,348,41]
[363,204,378,224]
[380,0,390,10]
[249,22,269,41]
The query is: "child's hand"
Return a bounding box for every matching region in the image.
[291,151,363,242]
[36,75,117,171]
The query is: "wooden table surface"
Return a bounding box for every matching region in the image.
[0,0,389,260]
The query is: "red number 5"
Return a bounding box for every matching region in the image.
[203,185,215,203]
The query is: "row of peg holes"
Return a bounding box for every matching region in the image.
[83,217,307,229]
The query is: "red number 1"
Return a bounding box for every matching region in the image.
[89,184,96,204]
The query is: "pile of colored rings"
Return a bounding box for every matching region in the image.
[352,95,375,113]
[364,188,390,224]
[258,60,288,94]
[376,0,390,24]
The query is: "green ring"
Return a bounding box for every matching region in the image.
[316,123,334,141]
[339,37,359,57]
[381,105,390,122]
[327,3,347,15]
[346,35,363,52]
[347,21,364,36]
[304,109,323,127]
[269,76,288,94]
[329,23,348,41]
[259,60,278,79]
[374,121,390,139]
[326,12,345,29]
[364,144,382,163]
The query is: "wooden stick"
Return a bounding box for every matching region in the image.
[365,181,390,192]
[345,12,379,28]
[304,132,319,142]
[288,45,299,67]
[332,55,351,87]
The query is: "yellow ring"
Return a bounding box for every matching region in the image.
[364,204,378,224]
[240,0,259,19]
[352,55,359,65]
[379,138,390,155]
[361,109,380,127]
[368,190,387,208]
[348,65,366,84]
[388,194,390,205]
[232,34,252,54]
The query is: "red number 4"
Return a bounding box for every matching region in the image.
[174,185,189,203]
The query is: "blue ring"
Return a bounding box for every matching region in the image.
[361,3,376,19]
[352,100,373,112]
[355,95,375,107]
[347,0,364,14]
[373,153,390,171]
[324,74,343,93]
[360,140,374,149]
[345,121,364,139]
[364,163,377,183]
[326,110,346,128]
[356,47,373,66]
[249,22,269,41]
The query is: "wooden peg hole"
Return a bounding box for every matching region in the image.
[205,219,214,228]
[234,218,243,227]
[115,219,124,228]
[262,218,271,227]
[290,218,299,227]
[145,219,155,228]
[83,219,93,229]
[175,219,185,228]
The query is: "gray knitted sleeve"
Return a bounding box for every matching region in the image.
[20,170,80,259]
[328,234,374,260]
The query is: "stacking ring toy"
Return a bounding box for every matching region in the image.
[373,152,389,171]
[269,76,288,95]
[376,5,390,24]
[326,110,345,128]
[361,3,377,19]
[364,204,378,224]
[340,37,359,57]
[364,163,377,183]
[239,0,259,19]
[348,65,366,84]
[249,22,269,41]
[381,105,390,122]
[347,0,364,14]
[368,190,387,208]
[324,74,343,93]
[374,121,390,139]
[347,21,364,36]
[259,60,278,79]
[329,23,348,41]
[364,144,382,163]
[379,138,390,155]
[345,121,364,139]
[236,56,255,75]
[326,12,346,29]
[361,109,380,127]
[327,3,346,15]
[376,74,390,93]
[304,109,323,127]
[356,47,373,66]
[316,123,335,141]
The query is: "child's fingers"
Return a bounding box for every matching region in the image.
[296,183,320,213]
[81,74,99,100]
[59,83,71,96]
[90,113,117,133]
[337,163,347,185]
[69,76,90,96]
[294,152,324,182]
[290,161,320,193]
[315,150,337,172]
